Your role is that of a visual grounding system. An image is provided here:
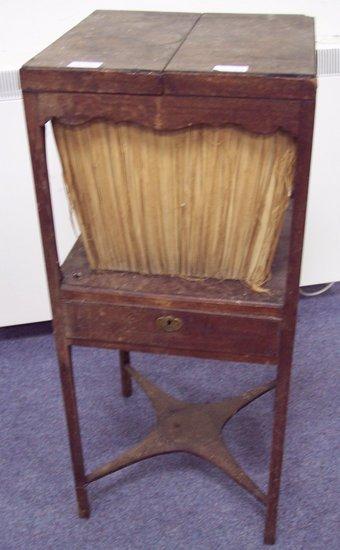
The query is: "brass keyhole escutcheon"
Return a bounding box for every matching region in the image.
[156,315,183,332]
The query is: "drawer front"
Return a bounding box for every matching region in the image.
[63,301,279,362]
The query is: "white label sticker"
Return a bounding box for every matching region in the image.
[67,61,103,69]
[213,65,249,73]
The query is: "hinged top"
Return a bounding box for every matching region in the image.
[21,10,316,99]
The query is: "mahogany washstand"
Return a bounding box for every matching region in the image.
[21,11,316,544]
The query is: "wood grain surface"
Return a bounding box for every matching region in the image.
[21,11,315,99]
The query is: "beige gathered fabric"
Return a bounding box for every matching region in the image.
[53,122,296,290]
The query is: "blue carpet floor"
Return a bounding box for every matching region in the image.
[0,285,339,549]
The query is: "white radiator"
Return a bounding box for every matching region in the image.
[0,46,339,326]
[0,70,77,326]
[300,43,340,285]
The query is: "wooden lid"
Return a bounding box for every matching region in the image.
[21,10,316,99]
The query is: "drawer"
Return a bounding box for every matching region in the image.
[63,301,280,363]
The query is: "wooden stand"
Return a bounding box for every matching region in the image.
[21,11,316,544]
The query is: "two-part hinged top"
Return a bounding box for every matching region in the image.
[21,10,316,99]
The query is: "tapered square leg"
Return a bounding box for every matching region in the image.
[57,341,90,518]
[119,350,133,397]
[264,333,294,544]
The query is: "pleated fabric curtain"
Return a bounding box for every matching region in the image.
[53,122,296,290]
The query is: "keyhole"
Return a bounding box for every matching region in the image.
[156,315,183,332]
